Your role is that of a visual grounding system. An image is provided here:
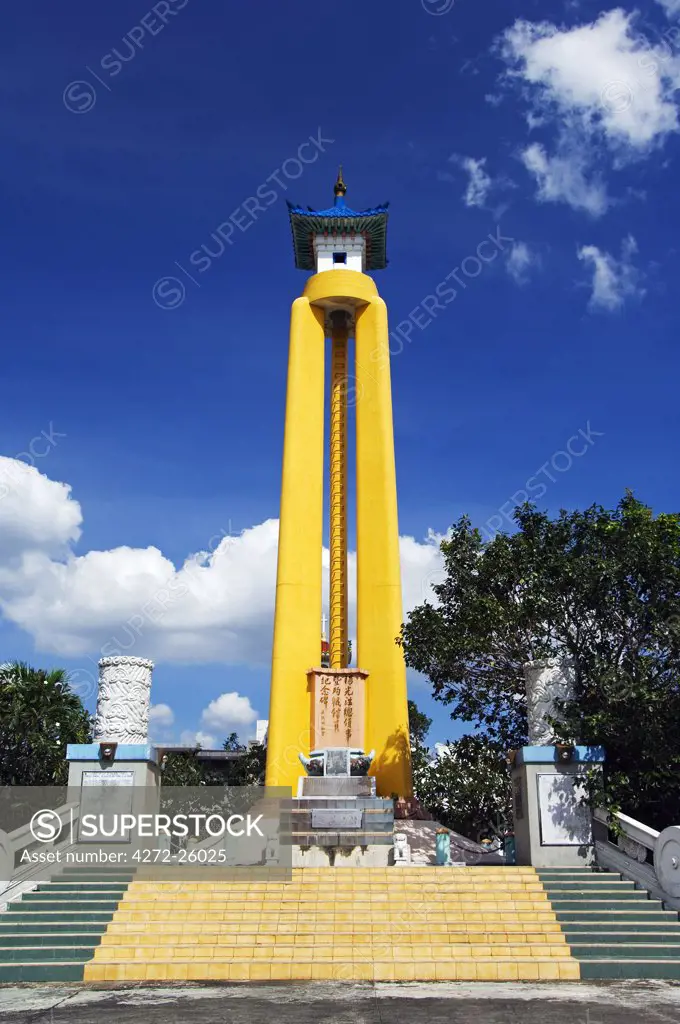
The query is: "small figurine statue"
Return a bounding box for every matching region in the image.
[264,832,279,866]
[393,832,411,866]
[435,827,452,866]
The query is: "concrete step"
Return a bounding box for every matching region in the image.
[21,891,124,903]
[564,926,680,938]
[549,899,661,911]
[0,933,104,946]
[4,912,115,923]
[539,881,638,892]
[570,943,680,959]
[82,958,581,982]
[103,927,564,941]
[37,883,128,894]
[0,963,86,983]
[557,910,677,923]
[579,960,680,981]
[0,946,95,963]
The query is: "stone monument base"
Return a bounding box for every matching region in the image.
[291,843,391,867]
[511,745,605,867]
[281,794,394,867]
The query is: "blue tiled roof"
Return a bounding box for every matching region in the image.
[287,201,389,218]
[287,198,390,271]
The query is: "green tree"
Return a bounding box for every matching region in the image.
[408,699,432,779]
[407,698,510,838]
[223,732,246,753]
[225,744,266,786]
[0,662,92,786]
[160,750,222,787]
[413,735,512,841]
[408,700,432,747]
[159,735,266,788]
[400,493,680,829]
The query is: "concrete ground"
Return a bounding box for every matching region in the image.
[0,982,679,1024]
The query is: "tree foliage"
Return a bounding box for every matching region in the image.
[400,493,680,829]
[160,736,266,788]
[0,662,92,786]
[408,699,432,779]
[413,734,512,841]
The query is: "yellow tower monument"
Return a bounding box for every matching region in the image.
[265,170,412,799]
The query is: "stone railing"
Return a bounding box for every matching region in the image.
[0,801,81,910]
[593,806,680,910]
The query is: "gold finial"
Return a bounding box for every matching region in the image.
[334,166,347,197]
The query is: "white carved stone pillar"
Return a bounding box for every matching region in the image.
[513,658,603,867]
[93,657,154,744]
[523,658,576,745]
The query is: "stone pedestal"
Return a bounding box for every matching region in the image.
[280,796,394,867]
[511,746,605,867]
[291,671,393,865]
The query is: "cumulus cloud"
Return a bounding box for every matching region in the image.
[520,142,609,216]
[0,458,82,560]
[506,241,539,284]
[577,235,645,311]
[201,692,257,733]
[502,11,680,151]
[179,729,217,749]
[500,10,680,210]
[0,463,445,666]
[149,703,174,729]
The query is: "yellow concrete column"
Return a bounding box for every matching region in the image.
[355,296,412,797]
[265,297,326,792]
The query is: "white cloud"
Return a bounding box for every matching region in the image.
[450,155,494,207]
[201,692,257,733]
[521,142,609,216]
[656,0,680,18]
[0,458,82,560]
[500,10,680,212]
[0,463,445,667]
[149,703,174,729]
[506,241,539,284]
[179,729,217,749]
[577,235,645,311]
[502,11,680,152]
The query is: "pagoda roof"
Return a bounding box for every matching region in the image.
[287,196,389,271]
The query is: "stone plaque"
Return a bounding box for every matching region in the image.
[309,669,367,749]
[82,771,135,787]
[325,748,350,777]
[300,776,376,798]
[79,770,135,843]
[537,773,592,846]
[312,809,363,830]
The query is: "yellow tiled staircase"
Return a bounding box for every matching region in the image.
[84,867,580,982]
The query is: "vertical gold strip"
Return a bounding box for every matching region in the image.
[329,314,349,670]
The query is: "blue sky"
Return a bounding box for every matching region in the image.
[2,0,680,749]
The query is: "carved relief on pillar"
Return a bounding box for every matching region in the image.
[523,658,576,746]
[94,657,154,744]
[308,668,368,750]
